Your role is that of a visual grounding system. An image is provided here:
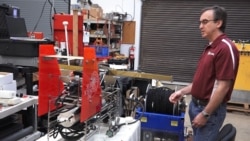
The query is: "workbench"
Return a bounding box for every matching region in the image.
[0,96,40,140]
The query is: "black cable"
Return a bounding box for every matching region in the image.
[48,0,57,14]
[145,88,156,113]
[162,87,172,114]
[63,0,69,5]
[52,125,60,138]
[47,0,58,37]
[31,0,48,35]
[107,98,144,137]
[132,98,145,120]
[57,124,86,140]
[116,119,139,128]
[155,88,162,113]
[48,0,53,35]
[125,97,145,120]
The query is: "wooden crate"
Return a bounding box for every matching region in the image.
[227,101,250,114]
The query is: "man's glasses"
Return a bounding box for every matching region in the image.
[199,19,216,25]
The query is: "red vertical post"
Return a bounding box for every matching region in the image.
[80,47,102,122]
[38,44,64,116]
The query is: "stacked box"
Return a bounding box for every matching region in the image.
[136,109,185,141]
[82,4,103,20]
[0,72,16,91]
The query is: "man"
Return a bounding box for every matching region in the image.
[169,5,239,141]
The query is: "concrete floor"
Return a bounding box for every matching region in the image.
[184,95,250,141]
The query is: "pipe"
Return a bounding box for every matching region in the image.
[63,21,70,65]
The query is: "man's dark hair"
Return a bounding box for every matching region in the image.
[201,5,227,32]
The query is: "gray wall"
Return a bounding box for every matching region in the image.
[140,0,250,83]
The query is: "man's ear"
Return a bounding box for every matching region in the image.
[216,20,223,29]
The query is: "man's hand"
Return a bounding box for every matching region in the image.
[169,83,192,104]
[169,91,183,104]
[192,112,208,128]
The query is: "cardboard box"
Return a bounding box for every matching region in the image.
[0,72,13,85]
[82,5,103,20]
[90,7,103,19]
[0,80,17,91]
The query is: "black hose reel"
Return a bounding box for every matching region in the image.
[145,87,184,116]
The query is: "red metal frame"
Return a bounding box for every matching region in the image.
[38,44,102,122]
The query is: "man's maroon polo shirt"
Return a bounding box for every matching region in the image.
[191,34,239,102]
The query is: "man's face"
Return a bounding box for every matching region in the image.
[199,10,218,40]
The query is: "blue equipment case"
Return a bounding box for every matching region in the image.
[136,109,185,141]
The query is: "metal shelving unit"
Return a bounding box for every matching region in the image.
[84,19,123,53]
